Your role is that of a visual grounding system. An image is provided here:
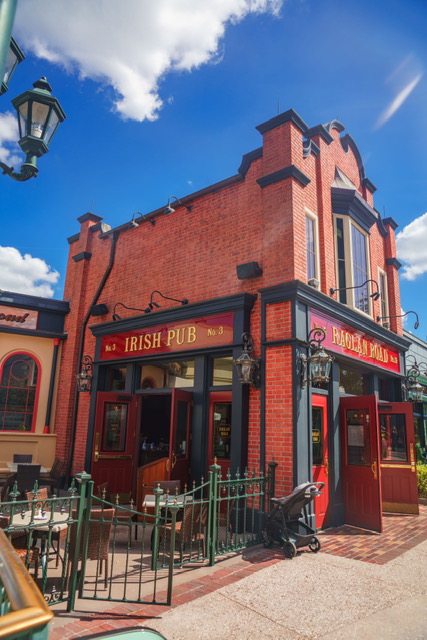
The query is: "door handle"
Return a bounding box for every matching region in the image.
[165,458,170,472]
[324,455,329,476]
[410,443,416,472]
[172,453,177,469]
[371,459,378,479]
[94,434,100,462]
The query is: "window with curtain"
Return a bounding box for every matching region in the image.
[334,216,371,314]
[0,353,38,431]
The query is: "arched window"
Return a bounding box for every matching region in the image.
[0,353,39,431]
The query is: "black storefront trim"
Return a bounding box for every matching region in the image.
[257,165,311,189]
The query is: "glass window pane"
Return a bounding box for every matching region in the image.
[102,403,127,451]
[106,366,127,391]
[212,357,233,386]
[44,110,59,145]
[346,409,371,465]
[380,414,407,462]
[31,102,50,137]
[339,367,369,395]
[0,354,37,431]
[213,402,232,460]
[174,400,188,459]
[306,216,316,280]
[351,225,369,313]
[18,102,28,138]
[312,407,323,465]
[138,361,194,389]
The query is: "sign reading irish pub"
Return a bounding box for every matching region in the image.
[310,311,401,374]
[100,312,234,360]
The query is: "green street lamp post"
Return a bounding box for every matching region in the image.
[0,0,66,181]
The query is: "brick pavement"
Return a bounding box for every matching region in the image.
[49,504,427,639]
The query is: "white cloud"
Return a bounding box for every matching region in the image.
[374,54,423,130]
[0,246,59,297]
[396,212,427,280]
[15,0,283,122]
[0,112,23,168]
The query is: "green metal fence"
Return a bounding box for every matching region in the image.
[0,461,276,614]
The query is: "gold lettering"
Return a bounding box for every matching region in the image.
[176,328,185,345]
[129,336,138,352]
[143,334,152,349]
[332,327,339,345]
[166,329,175,346]
[187,326,197,343]
[124,337,130,352]
[152,332,161,348]
[345,333,352,350]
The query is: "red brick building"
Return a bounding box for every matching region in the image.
[57,109,418,532]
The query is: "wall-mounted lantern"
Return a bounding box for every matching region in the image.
[76,355,93,393]
[233,333,260,388]
[403,356,426,402]
[300,327,334,388]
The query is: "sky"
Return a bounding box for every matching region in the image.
[1,0,427,338]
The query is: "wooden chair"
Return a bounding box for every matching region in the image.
[68,508,114,588]
[153,480,181,496]
[13,454,33,463]
[26,488,67,567]
[164,501,207,562]
[39,458,65,495]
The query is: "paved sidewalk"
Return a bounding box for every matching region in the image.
[49,505,427,640]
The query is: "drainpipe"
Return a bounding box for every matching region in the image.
[44,338,61,430]
[66,230,120,482]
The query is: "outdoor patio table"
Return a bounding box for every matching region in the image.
[7,462,48,473]
[10,510,69,568]
[142,494,192,509]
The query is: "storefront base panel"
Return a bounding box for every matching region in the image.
[382,501,419,515]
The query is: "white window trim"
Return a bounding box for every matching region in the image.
[305,208,321,288]
[378,267,389,325]
[334,215,373,317]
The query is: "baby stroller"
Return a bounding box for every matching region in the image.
[262,481,324,558]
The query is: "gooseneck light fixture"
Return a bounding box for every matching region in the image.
[76,355,93,393]
[128,212,143,229]
[330,279,380,301]
[112,302,146,321]
[144,290,189,313]
[377,310,419,330]
[300,327,334,388]
[163,196,193,215]
[403,355,427,402]
[233,333,260,388]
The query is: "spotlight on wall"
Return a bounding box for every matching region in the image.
[144,290,189,313]
[377,310,419,330]
[76,355,93,393]
[112,302,146,321]
[163,196,193,215]
[300,328,334,388]
[128,212,143,229]
[330,279,380,301]
[233,333,260,388]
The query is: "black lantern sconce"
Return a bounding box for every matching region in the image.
[144,290,188,313]
[330,279,380,301]
[300,328,334,388]
[377,310,419,330]
[76,355,93,393]
[233,333,260,388]
[403,355,426,402]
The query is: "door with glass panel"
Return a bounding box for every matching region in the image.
[208,391,232,479]
[379,403,419,514]
[312,395,329,528]
[92,392,138,496]
[340,395,382,532]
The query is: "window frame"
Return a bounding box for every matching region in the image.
[378,268,389,325]
[334,215,373,316]
[305,208,320,286]
[0,351,41,433]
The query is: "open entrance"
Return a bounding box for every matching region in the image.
[340,395,419,532]
[312,394,329,529]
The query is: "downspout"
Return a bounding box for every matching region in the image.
[66,230,120,482]
[44,338,60,430]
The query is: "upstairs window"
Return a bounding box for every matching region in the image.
[378,269,389,324]
[0,353,39,431]
[305,209,319,284]
[334,216,371,314]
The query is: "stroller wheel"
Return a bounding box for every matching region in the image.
[309,537,321,553]
[262,530,274,548]
[283,541,297,559]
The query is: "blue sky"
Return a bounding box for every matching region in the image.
[1,0,427,337]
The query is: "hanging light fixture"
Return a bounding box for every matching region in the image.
[76,355,93,393]
[233,333,260,388]
[300,328,334,388]
[403,355,426,402]
[1,36,24,96]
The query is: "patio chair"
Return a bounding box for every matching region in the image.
[153,480,181,496]
[68,508,114,588]
[164,501,207,562]
[96,482,138,541]
[15,464,41,498]
[39,457,65,495]
[0,515,39,579]
[26,488,67,567]
[13,454,33,463]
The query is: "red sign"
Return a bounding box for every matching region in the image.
[100,312,234,360]
[311,311,401,374]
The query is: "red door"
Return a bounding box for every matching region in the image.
[340,395,382,532]
[168,389,192,489]
[208,391,232,479]
[92,392,138,495]
[379,402,419,514]
[312,395,329,528]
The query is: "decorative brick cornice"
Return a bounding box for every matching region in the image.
[67,233,80,245]
[256,109,308,135]
[72,251,92,262]
[362,177,377,193]
[257,165,311,188]
[303,139,320,158]
[238,148,263,176]
[305,124,333,144]
[386,257,402,270]
[383,217,399,231]
[331,187,378,231]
